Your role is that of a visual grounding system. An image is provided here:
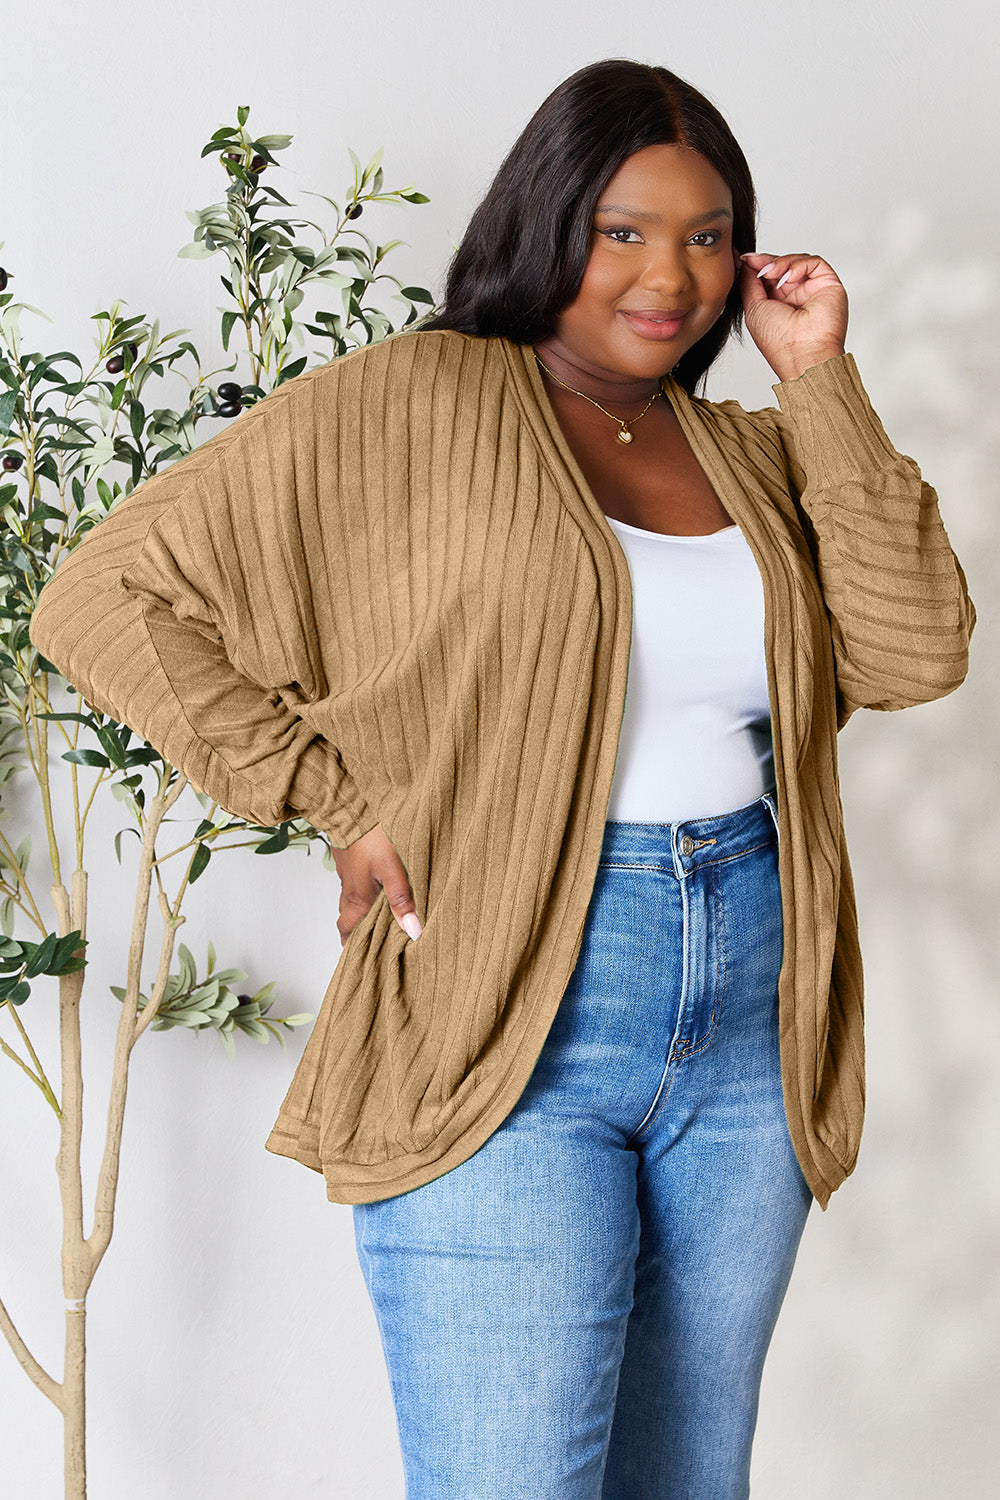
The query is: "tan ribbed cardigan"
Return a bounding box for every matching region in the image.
[28,329,975,1210]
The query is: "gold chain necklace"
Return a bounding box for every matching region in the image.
[534,351,665,445]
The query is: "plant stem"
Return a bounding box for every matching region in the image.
[0,1002,61,1114]
[86,773,186,1269]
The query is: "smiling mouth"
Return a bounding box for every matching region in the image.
[619,309,690,338]
[621,308,691,320]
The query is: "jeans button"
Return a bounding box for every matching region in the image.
[679,834,695,856]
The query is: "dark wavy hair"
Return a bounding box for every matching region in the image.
[421,58,758,396]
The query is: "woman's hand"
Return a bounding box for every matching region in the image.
[736,251,849,383]
[329,823,422,946]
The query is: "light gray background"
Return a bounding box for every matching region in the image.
[2,2,997,1496]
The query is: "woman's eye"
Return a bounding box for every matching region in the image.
[598,226,724,247]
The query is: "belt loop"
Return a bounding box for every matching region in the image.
[761,791,779,835]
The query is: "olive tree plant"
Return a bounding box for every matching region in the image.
[0,106,433,1499]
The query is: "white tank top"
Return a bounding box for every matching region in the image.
[604,515,775,824]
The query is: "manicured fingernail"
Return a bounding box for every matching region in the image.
[756,261,777,278]
[401,913,422,940]
[775,269,792,288]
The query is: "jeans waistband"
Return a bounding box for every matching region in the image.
[601,793,779,876]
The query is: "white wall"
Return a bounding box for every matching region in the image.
[2,2,997,1495]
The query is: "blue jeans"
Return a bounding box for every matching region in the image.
[353,794,813,1499]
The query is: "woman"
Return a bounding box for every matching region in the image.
[30,58,974,1500]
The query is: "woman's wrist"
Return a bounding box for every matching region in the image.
[770,344,847,384]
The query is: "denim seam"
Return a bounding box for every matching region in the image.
[697,838,775,869]
[673,869,726,1062]
[624,865,690,1144]
[597,859,676,873]
[598,839,774,877]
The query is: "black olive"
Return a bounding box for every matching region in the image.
[217,401,242,418]
[106,356,124,374]
[0,268,8,292]
[250,156,266,173]
[217,381,242,402]
[346,202,363,219]
[2,451,23,471]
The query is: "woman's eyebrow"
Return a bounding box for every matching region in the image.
[594,204,733,227]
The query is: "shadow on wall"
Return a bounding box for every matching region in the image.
[815,198,999,1476]
[746,201,1000,1498]
[832,194,997,1087]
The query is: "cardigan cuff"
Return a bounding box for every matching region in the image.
[283,738,380,848]
[772,352,905,480]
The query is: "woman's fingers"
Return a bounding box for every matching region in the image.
[740,251,810,291]
[377,854,423,940]
[740,251,837,298]
[332,823,422,942]
[736,252,849,380]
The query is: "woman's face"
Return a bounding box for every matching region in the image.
[550,142,738,381]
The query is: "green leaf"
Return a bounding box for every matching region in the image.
[237,105,250,127]
[220,310,238,351]
[23,931,57,979]
[94,724,127,768]
[275,356,307,386]
[238,1019,270,1042]
[128,400,146,444]
[177,242,217,261]
[188,841,211,884]
[26,502,67,524]
[209,968,246,988]
[0,389,17,435]
[0,897,13,937]
[34,711,99,727]
[51,930,85,969]
[167,1009,212,1028]
[254,823,290,855]
[62,748,110,769]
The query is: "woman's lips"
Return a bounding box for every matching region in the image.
[619,310,688,340]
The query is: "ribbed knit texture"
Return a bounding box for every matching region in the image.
[28,331,975,1208]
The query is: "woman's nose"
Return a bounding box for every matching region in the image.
[638,248,692,293]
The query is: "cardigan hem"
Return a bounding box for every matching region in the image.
[263,1078,848,1211]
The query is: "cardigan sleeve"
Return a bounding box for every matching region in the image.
[28,379,380,848]
[764,352,976,727]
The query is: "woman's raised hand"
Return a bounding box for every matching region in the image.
[329,823,423,946]
[737,251,849,383]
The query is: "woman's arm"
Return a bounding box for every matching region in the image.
[28,376,379,847]
[767,352,976,724]
[737,252,975,725]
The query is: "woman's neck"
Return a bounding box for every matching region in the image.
[533,337,670,411]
